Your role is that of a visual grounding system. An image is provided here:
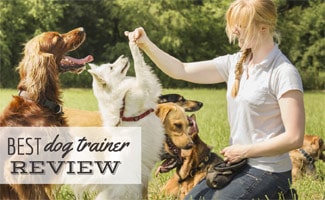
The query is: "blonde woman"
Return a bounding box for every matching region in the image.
[125,0,305,199]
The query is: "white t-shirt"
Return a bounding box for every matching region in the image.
[213,45,303,172]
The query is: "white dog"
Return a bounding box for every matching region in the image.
[85,42,164,199]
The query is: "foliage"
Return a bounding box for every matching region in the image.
[0,0,67,87]
[277,0,325,89]
[0,0,324,89]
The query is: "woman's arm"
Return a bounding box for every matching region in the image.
[125,27,225,84]
[221,90,305,163]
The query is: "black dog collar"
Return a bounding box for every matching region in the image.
[298,148,314,164]
[18,90,63,114]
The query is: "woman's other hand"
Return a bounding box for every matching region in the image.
[220,144,249,164]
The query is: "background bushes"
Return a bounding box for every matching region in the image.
[0,0,324,89]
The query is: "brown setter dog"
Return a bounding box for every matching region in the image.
[0,27,93,200]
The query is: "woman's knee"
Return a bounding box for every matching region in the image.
[186,166,292,200]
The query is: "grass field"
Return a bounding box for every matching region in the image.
[0,88,324,199]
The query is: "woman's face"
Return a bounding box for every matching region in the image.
[233,25,246,48]
[233,24,261,50]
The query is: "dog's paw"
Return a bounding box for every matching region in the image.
[129,41,137,47]
[129,41,142,58]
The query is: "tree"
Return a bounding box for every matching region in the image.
[1,0,323,89]
[0,0,67,88]
[277,0,325,89]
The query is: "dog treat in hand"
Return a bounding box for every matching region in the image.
[206,159,247,189]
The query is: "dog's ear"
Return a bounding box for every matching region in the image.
[190,114,196,121]
[311,137,318,145]
[18,52,56,102]
[155,105,173,123]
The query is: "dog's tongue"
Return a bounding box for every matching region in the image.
[60,55,94,73]
[188,117,198,135]
[155,157,178,176]
[63,55,94,65]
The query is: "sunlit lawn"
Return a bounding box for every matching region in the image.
[0,88,324,200]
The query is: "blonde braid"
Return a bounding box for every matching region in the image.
[231,48,251,98]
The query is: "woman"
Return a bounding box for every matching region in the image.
[125,0,305,199]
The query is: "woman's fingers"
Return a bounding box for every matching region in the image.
[124,27,146,44]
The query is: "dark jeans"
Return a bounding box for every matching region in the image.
[185,165,294,200]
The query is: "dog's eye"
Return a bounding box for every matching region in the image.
[55,35,63,43]
[179,96,185,102]
[174,123,182,130]
[110,67,113,70]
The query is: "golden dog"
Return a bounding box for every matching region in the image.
[290,134,325,181]
[155,103,194,150]
[157,94,203,112]
[156,113,222,200]
[64,108,102,127]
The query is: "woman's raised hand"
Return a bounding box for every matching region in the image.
[124,27,148,48]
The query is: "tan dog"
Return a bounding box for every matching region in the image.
[64,108,102,127]
[290,134,325,181]
[155,103,194,149]
[157,114,222,200]
[158,94,203,112]
[155,103,195,174]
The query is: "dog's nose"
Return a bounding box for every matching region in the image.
[198,102,203,107]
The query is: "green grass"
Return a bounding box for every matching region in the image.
[0,88,324,200]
